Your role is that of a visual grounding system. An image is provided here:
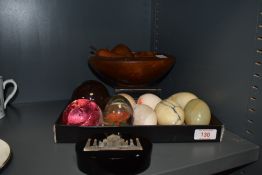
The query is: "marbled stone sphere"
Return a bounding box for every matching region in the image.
[184,99,211,125]
[133,104,157,125]
[168,92,198,110]
[155,99,184,125]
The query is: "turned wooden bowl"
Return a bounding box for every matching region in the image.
[88,55,175,88]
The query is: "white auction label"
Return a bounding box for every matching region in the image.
[194,129,217,140]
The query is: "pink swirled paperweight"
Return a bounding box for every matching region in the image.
[62,99,103,126]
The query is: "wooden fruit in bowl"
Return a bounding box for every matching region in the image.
[111,44,134,57]
[89,45,175,88]
[134,51,156,58]
[95,44,134,58]
[96,48,122,57]
[96,48,114,57]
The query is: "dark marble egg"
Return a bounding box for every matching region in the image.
[71,80,110,110]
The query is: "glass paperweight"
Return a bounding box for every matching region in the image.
[103,95,133,126]
[62,99,103,126]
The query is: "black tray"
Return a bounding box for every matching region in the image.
[54,114,224,143]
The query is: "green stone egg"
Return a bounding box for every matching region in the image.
[184,99,211,125]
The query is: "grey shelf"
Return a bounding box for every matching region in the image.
[0,100,259,175]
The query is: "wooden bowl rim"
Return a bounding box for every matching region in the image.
[89,55,175,63]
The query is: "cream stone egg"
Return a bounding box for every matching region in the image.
[184,99,211,125]
[168,92,198,109]
[155,99,184,125]
[0,139,11,169]
[118,93,136,109]
[137,93,161,110]
[133,104,157,125]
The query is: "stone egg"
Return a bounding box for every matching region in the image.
[168,92,198,109]
[103,95,133,126]
[62,99,103,126]
[137,93,161,110]
[155,99,184,125]
[133,104,157,125]
[118,93,136,109]
[184,99,211,125]
[71,80,110,110]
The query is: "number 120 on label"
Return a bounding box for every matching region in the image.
[194,129,217,140]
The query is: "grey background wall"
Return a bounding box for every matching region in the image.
[0,0,152,103]
[0,0,261,174]
[155,0,261,174]
[157,0,258,140]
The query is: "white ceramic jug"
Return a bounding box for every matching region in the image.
[0,76,17,119]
